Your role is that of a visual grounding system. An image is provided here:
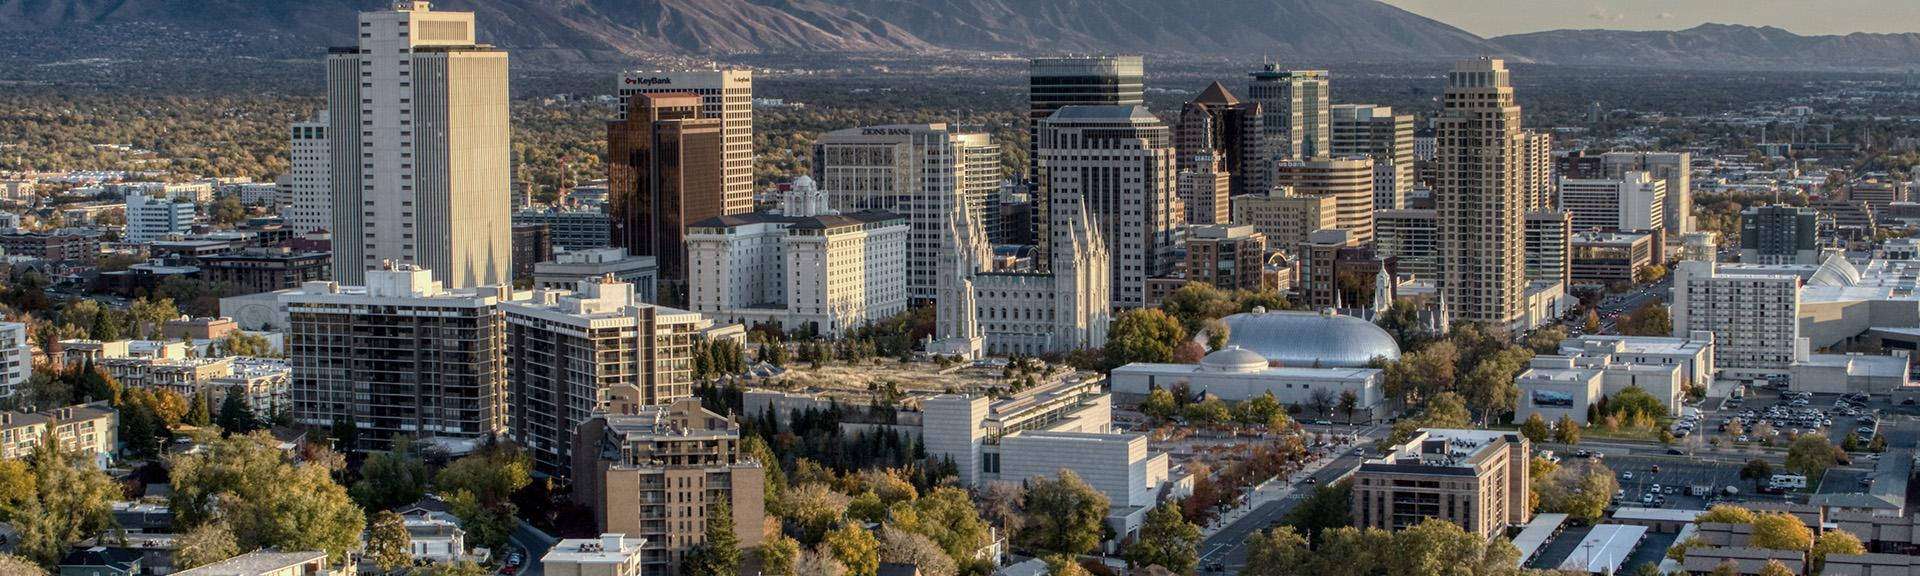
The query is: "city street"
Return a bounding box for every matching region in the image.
[1196,449,1367,573]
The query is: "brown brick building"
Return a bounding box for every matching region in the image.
[1352,429,1531,540]
[0,230,101,262]
[199,248,332,294]
[572,393,764,575]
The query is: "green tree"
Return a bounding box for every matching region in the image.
[847,491,887,524]
[1459,346,1530,423]
[888,486,990,569]
[220,332,272,357]
[352,437,429,512]
[176,521,241,571]
[1235,392,1283,426]
[1420,392,1472,429]
[1126,503,1200,574]
[1021,469,1110,555]
[1140,387,1178,422]
[1104,308,1185,367]
[1758,559,1795,576]
[435,443,532,553]
[1337,389,1360,423]
[824,523,880,576]
[1554,415,1582,445]
[215,387,256,433]
[1162,283,1236,335]
[1283,479,1353,544]
[9,436,119,567]
[415,561,492,576]
[186,392,212,427]
[686,497,741,576]
[1201,318,1231,350]
[168,432,365,562]
[1740,460,1774,490]
[331,416,359,452]
[761,534,801,576]
[1240,526,1310,576]
[1043,554,1090,576]
[367,510,413,574]
[1539,463,1618,524]
[1620,300,1672,336]
[1184,394,1231,425]
[128,296,180,339]
[1520,413,1550,443]
[1785,434,1843,482]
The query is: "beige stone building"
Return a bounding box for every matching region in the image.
[1352,428,1531,539]
[0,402,117,466]
[1273,156,1376,244]
[572,394,764,574]
[1231,187,1337,253]
[1437,58,1530,331]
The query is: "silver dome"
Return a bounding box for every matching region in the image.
[1220,308,1401,368]
[1200,346,1270,373]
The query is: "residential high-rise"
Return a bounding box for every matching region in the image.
[326,1,512,289]
[0,322,25,400]
[1437,58,1529,331]
[1247,66,1330,161]
[607,93,724,305]
[1330,104,1415,211]
[1231,186,1337,252]
[1672,260,1805,377]
[1558,172,1667,233]
[1525,211,1573,288]
[1029,56,1145,251]
[1740,204,1821,265]
[1273,156,1375,244]
[573,396,764,575]
[503,277,708,473]
[1178,159,1231,225]
[814,124,999,303]
[1175,82,1266,197]
[1521,131,1555,212]
[287,114,331,234]
[1038,105,1182,308]
[284,265,508,452]
[1601,152,1693,234]
[126,193,195,242]
[616,69,754,216]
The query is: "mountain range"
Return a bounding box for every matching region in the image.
[2,0,1918,70]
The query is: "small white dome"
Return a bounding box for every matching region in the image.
[1201,346,1270,373]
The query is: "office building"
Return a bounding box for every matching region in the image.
[1330,104,1415,211]
[126,192,195,242]
[1671,260,1805,377]
[1601,152,1693,234]
[288,114,331,234]
[504,277,707,473]
[1375,209,1438,279]
[1353,429,1531,539]
[0,402,117,466]
[513,223,553,280]
[1273,156,1375,244]
[1570,231,1655,284]
[1037,105,1181,308]
[1525,211,1573,287]
[513,208,613,251]
[532,247,658,300]
[1183,224,1266,294]
[1177,160,1231,226]
[813,124,999,303]
[1231,187,1336,253]
[1437,58,1529,331]
[607,92,724,304]
[1559,172,1667,233]
[573,395,765,575]
[327,1,512,289]
[1175,82,1266,197]
[616,69,753,216]
[1556,150,1607,181]
[1561,332,1717,391]
[1246,66,1329,161]
[1029,56,1145,244]
[1849,179,1909,216]
[975,194,1110,356]
[685,178,908,337]
[1113,346,1387,418]
[923,379,1171,537]
[199,248,334,294]
[1741,204,1822,265]
[283,265,508,452]
[1298,229,1393,310]
[1514,351,1686,426]
[542,534,645,576]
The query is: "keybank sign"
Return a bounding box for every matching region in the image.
[624,77,673,86]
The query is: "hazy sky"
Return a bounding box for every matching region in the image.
[1380,0,1920,37]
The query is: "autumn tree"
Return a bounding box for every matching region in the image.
[435,442,532,552]
[1104,308,1186,367]
[366,510,413,574]
[1520,413,1550,443]
[1022,469,1110,555]
[175,521,241,570]
[1786,434,1844,482]
[824,523,880,576]
[1126,503,1200,574]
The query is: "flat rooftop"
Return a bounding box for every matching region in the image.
[1555,524,1647,574]
[1513,513,1569,566]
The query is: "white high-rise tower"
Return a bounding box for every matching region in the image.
[327,0,511,288]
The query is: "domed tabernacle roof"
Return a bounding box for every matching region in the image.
[1200,346,1270,373]
[1220,308,1401,368]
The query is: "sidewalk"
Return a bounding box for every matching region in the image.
[1197,449,1342,538]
